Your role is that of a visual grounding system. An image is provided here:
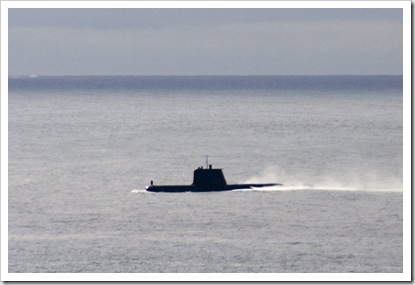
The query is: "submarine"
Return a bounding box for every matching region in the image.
[145,162,282,193]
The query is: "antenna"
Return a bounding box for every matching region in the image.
[206,155,208,169]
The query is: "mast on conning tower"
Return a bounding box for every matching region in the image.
[206,155,209,169]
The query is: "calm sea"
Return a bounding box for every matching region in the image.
[8,76,403,274]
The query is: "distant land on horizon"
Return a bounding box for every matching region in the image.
[8,74,403,92]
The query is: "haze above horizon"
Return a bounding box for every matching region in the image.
[8,7,403,76]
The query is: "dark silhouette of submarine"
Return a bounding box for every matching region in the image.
[146,163,282,192]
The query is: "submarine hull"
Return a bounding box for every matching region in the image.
[144,163,282,193]
[146,183,281,193]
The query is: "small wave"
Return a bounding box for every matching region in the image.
[234,185,401,192]
[131,189,149,194]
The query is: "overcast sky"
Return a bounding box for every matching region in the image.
[8,8,403,76]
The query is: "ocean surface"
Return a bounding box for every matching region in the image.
[8,76,403,274]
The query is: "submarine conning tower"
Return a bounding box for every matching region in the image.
[192,164,227,187]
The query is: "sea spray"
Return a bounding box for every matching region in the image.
[244,165,402,192]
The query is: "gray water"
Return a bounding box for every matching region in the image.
[8,76,403,273]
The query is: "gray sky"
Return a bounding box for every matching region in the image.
[8,8,403,76]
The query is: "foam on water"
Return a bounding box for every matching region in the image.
[131,189,150,194]
[247,184,401,192]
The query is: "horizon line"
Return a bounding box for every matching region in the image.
[8,74,404,78]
